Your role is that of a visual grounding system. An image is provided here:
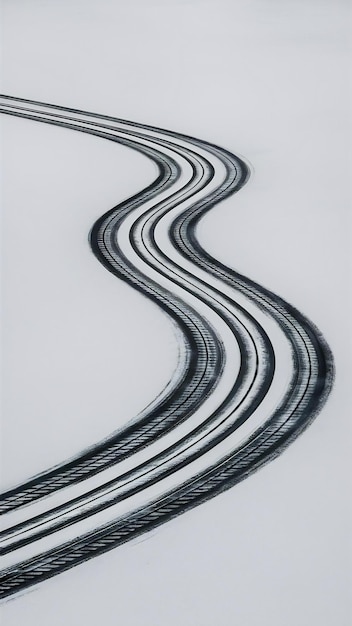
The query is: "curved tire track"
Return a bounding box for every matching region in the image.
[0,95,334,599]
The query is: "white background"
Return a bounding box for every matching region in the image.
[1,1,351,624]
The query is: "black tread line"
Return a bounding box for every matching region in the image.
[0,97,334,599]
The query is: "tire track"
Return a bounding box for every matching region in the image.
[0,96,333,599]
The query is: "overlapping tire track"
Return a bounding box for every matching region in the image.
[0,96,334,599]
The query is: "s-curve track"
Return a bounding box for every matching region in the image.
[0,95,334,599]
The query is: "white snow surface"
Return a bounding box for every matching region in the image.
[0,1,350,625]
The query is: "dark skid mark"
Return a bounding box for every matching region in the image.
[0,95,334,599]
